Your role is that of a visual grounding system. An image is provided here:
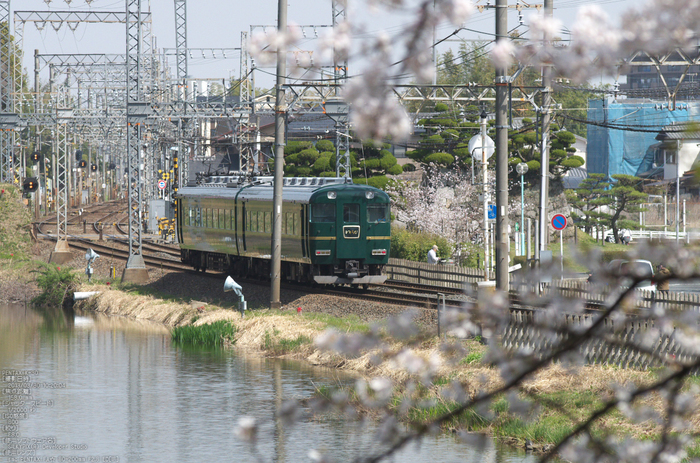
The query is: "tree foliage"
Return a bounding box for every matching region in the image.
[605,174,648,242]
[567,173,611,235]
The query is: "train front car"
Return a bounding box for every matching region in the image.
[309,184,390,285]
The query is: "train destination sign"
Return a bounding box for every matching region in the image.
[343,225,360,239]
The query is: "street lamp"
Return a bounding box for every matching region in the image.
[516,162,529,257]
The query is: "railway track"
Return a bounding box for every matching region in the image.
[66,238,189,272]
[33,201,609,312]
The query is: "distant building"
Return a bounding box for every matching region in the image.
[586,98,699,179]
[619,49,700,100]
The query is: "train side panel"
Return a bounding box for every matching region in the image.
[176,178,389,285]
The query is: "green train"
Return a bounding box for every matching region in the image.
[175,176,390,285]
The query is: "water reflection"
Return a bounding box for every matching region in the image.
[0,304,543,463]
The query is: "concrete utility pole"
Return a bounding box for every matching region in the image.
[270,0,287,309]
[481,111,489,281]
[495,0,509,290]
[539,0,553,255]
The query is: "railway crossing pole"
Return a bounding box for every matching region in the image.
[270,0,288,309]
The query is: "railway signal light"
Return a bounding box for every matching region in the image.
[108,163,116,170]
[30,152,41,164]
[22,177,39,193]
[79,160,87,169]
[91,163,97,172]
[75,149,83,161]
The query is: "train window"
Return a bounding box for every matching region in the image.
[343,204,360,223]
[207,208,213,228]
[195,208,201,227]
[230,210,235,230]
[213,209,219,229]
[264,211,271,233]
[312,203,335,222]
[219,209,225,229]
[367,204,389,223]
[246,210,251,231]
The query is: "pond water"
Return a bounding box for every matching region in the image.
[0,303,542,463]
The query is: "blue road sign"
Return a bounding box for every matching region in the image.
[488,204,496,220]
[551,214,567,230]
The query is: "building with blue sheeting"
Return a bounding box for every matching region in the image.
[587,99,698,179]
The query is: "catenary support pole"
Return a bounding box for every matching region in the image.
[270,0,287,309]
[495,0,509,290]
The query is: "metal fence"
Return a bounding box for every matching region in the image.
[506,280,700,370]
[386,258,484,289]
[385,261,700,369]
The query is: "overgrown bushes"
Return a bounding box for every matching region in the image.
[390,227,453,262]
[31,263,78,308]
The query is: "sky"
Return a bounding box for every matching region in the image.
[14,0,642,90]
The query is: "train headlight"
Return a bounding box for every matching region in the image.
[327,191,337,199]
[365,191,374,199]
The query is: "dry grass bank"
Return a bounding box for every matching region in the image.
[74,282,661,395]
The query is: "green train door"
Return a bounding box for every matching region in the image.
[336,202,366,259]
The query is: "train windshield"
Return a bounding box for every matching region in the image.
[343,204,360,223]
[312,203,335,222]
[367,204,389,223]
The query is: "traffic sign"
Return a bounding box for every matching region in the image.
[551,214,567,230]
[488,204,496,220]
[158,180,167,190]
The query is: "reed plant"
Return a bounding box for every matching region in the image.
[171,320,236,346]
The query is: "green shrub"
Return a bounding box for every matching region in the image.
[171,320,236,346]
[424,152,454,165]
[286,141,312,154]
[391,227,453,262]
[354,175,390,190]
[315,139,334,152]
[31,263,78,308]
[387,164,403,175]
